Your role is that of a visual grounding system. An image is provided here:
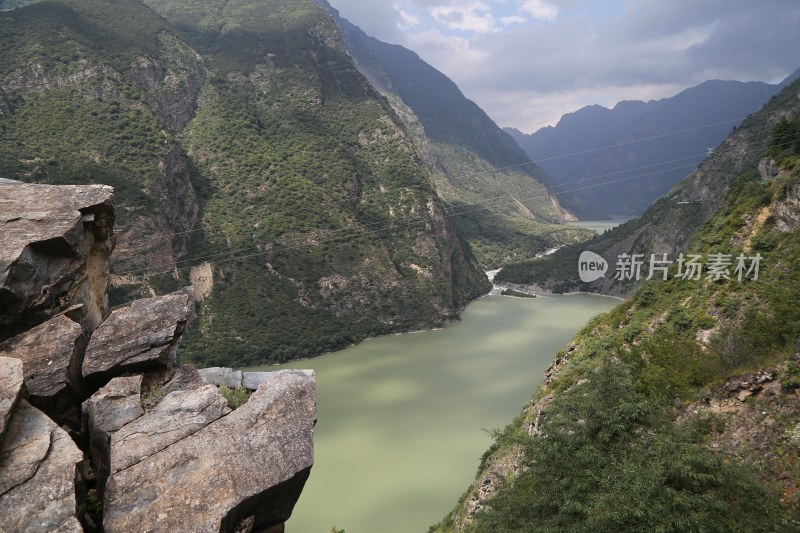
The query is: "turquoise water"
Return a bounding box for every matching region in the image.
[251,293,619,533]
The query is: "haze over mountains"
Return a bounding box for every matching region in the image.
[507,69,800,218]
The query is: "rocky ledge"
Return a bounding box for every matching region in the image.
[0,182,316,532]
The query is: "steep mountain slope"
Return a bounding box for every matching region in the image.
[509,74,798,217]
[317,1,592,268]
[0,0,490,366]
[435,78,800,533]
[498,78,800,296]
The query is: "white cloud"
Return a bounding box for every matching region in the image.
[329,0,800,131]
[396,7,421,30]
[520,0,558,22]
[499,15,527,26]
[430,2,499,33]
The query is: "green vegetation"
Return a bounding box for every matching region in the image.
[499,289,535,299]
[218,384,250,409]
[434,111,800,531]
[456,366,785,533]
[335,18,590,269]
[140,385,167,409]
[496,80,800,294]
[0,0,489,367]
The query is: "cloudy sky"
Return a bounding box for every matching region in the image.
[327,0,800,133]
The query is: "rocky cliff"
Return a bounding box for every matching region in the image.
[0,182,315,532]
[321,1,592,268]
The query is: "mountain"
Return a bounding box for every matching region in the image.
[435,77,800,533]
[497,76,800,296]
[508,75,798,217]
[318,1,593,269]
[0,0,490,366]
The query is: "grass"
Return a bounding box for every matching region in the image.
[218,385,250,409]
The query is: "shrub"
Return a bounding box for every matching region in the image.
[218,385,250,409]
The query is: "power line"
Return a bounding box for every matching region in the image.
[114,129,796,278]
[117,150,711,252]
[114,114,753,246]
[113,160,703,277]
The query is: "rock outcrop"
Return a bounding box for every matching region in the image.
[0,183,114,340]
[105,370,315,533]
[109,384,228,474]
[82,376,145,493]
[162,363,204,394]
[0,400,84,532]
[0,314,85,401]
[198,366,244,389]
[82,290,193,382]
[0,183,316,532]
[0,356,23,441]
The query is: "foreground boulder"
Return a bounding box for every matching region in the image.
[0,400,83,532]
[82,376,144,492]
[82,290,192,381]
[198,366,243,388]
[104,370,316,533]
[0,183,114,340]
[162,364,204,394]
[110,384,228,473]
[0,356,23,441]
[0,314,85,401]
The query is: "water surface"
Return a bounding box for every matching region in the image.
[568,217,631,234]
[253,293,618,533]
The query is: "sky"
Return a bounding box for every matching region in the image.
[327,0,800,133]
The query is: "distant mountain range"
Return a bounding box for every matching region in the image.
[507,69,800,218]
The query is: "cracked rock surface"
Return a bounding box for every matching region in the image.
[0,314,84,400]
[110,384,227,474]
[0,356,23,441]
[0,400,83,532]
[82,291,192,380]
[104,370,316,533]
[0,183,114,339]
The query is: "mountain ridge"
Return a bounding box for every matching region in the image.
[320,1,595,268]
[508,74,798,217]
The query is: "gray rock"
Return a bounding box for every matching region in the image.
[82,290,192,380]
[0,314,84,399]
[163,364,204,394]
[110,384,227,474]
[243,371,273,391]
[82,375,144,437]
[0,356,23,443]
[243,370,314,391]
[0,400,83,532]
[82,376,144,494]
[0,183,114,340]
[198,366,243,389]
[104,370,316,533]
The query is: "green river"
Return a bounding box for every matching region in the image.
[251,293,619,533]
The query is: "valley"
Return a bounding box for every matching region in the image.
[0,0,798,532]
